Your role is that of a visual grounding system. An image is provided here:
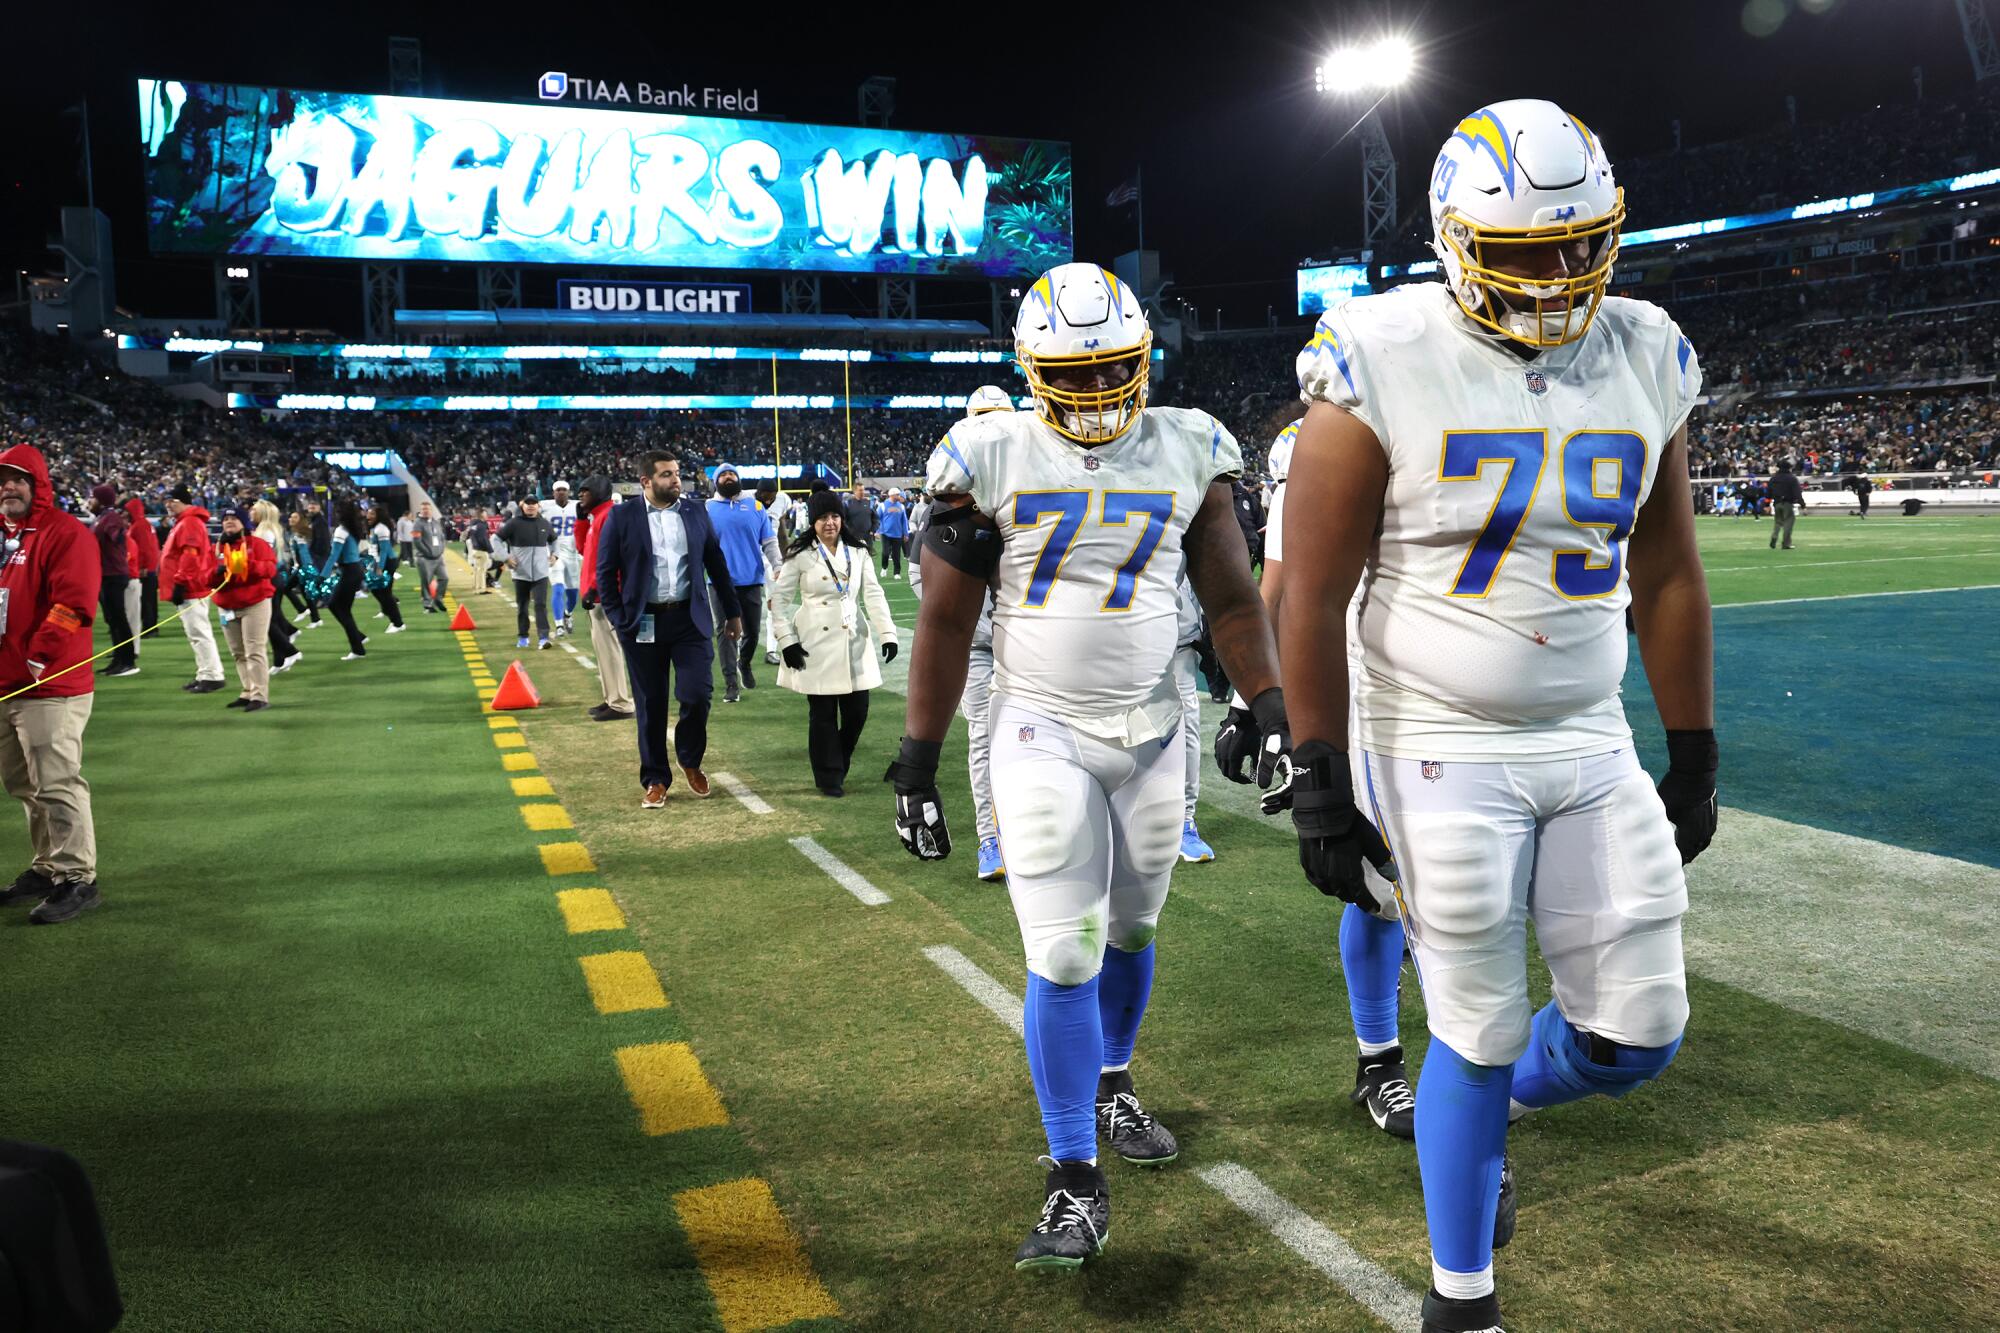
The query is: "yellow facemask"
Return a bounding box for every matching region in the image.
[1439,190,1625,349]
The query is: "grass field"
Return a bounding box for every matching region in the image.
[4,511,1997,1331]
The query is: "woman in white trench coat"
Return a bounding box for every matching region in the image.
[771,490,900,796]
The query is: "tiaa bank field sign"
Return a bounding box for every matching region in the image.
[557,280,751,314]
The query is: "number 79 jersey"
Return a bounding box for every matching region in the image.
[927,406,1243,746]
[1297,283,1702,761]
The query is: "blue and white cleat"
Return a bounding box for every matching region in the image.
[1179,819,1216,863]
[516,636,530,649]
[977,837,1006,882]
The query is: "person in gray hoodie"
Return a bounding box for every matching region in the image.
[411,501,449,612]
[497,496,556,647]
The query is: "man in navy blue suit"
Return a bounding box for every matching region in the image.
[595,451,742,806]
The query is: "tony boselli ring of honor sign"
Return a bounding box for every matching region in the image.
[137,79,1074,278]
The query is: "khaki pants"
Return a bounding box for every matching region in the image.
[222,598,273,702]
[470,550,493,590]
[1771,502,1798,549]
[181,596,225,682]
[590,605,633,713]
[123,578,142,656]
[0,694,96,883]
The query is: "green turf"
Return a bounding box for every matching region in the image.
[1,603,750,1331]
[8,517,1997,1332]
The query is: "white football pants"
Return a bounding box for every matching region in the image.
[961,645,997,842]
[1175,646,1201,815]
[990,695,1183,986]
[1362,747,1689,1067]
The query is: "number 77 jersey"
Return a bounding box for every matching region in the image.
[927,404,1243,747]
[1297,283,1703,761]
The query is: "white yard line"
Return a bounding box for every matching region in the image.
[789,836,890,906]
[924,941,1423,1327]
[713,772,774,815]
[1197,1163,1424,1333]
[1705,549,2000,573]
[1715,582,2000,610]
[920,945,1024,1036]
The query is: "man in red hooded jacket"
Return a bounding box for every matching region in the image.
[124,496,161,649]
[159,485,225,693]
[575,475,633,722]
[0,444,104,924]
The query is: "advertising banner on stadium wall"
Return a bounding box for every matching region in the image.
[556,279,751,314]
[137,79,1073,278]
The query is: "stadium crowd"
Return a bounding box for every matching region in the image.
[1614,82,2000,231]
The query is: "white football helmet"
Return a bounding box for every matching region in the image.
[1269,419,1300,483]
[965,384,1014,416]
[1428,99,1622,349]
[1014,261,1151,445]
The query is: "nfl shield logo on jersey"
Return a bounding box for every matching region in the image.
[1019,725,1036,742]
[1524,368,1549,396]
[1421,760,1444,782]
[1082,454,1102,471]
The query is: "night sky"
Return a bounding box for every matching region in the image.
[4,0,1983,329]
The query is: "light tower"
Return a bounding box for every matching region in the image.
[1314,36,1417,250]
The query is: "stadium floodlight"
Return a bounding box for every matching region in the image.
[1314,36,1416,94]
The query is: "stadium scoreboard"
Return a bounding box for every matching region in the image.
[137,79,1073,279]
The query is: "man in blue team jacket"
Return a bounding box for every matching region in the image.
[877,488,908,579]
[705,461,780,704]
[596,451,741,804]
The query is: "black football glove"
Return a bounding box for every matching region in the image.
[579,589,598,611]
[1214,699,1260,784]
[885,736,951,860]
[781,643,809,671]
[881,641,898,663]
[1248,688,1295,813]
[1289,740,1396,914]
[1657,728,1719,864]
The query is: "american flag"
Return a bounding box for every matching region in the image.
[1105,179,1140,208]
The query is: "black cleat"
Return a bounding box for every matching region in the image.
[1,866,55,905]
[29,879,101,925]
[1422,1288,1504,1333]
[1352,1047,1417,1140]
[1492,1150,1516,1250]
[1014,1158,1108,1272]
[1095,1069,1179,1166]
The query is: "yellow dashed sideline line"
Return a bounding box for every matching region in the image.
[520,803,575,832]
[539,841,598,876]
[557,888,626,934]
[446,586,835,1328]
[579,951,670,1014]
[616,1041,729,1135]
[674,1178,841,1333]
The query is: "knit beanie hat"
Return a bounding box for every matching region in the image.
[807,491,844,524]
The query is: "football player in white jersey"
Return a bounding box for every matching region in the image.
[891,262,1290,1270]
[546,480,580,636]
[955,384,1016,884]
[1280,102,1716,1333]
[1215,416,1418,1139]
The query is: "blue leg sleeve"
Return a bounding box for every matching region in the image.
[1414,1039,1513,1279]
[1097,942,1155,1070]
[550,581,568,622]
[1339,905,1405,1048]
[1511,1001,1683,1109]
[1023,973,1104,1161]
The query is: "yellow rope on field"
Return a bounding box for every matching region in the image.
[0,569,234,704]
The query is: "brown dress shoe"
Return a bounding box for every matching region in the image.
[682,766,711,798]
[642,783,668,809]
